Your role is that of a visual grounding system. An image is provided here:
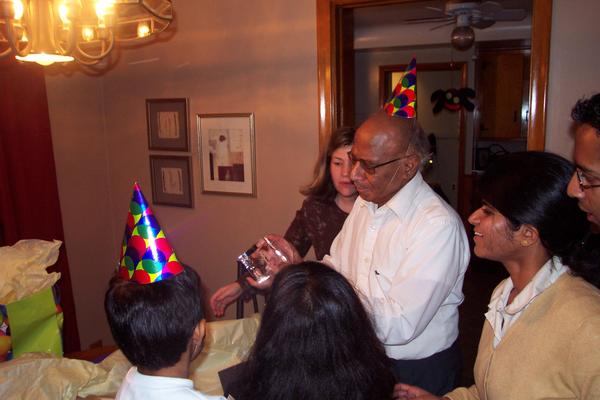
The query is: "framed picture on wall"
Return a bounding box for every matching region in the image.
[197,113,256,196]
[146,98,189,151]
[149,155,193,208]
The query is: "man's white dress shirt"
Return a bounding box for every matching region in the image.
[324,172,470,360]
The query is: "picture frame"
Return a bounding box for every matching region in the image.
[197,113,256,196]
[146,98,189,151]
[149,155,194,208]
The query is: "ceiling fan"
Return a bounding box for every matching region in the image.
[403,1,528,50]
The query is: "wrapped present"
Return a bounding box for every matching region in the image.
[0,240,63,360]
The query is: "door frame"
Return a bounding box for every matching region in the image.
[316,0,551,151]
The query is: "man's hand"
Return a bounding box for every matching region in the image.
[210,282,243,317]
[393,383,444,400]
[246,234,302,290]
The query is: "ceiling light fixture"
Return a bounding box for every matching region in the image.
[0,0,173,67]
[450,12,475,51]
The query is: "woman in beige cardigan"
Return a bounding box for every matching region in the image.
[395,151,600,400]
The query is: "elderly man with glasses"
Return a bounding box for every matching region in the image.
[320,110,469,395]
[568,93,600,232]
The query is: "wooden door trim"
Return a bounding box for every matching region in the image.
[316,0,552,151]
[527,0,552,150]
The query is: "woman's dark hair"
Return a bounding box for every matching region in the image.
[571,93,600,131]
[104,264,204,371]
[478,151,588,262]
[238,262,395,400]
[301,127,355,200]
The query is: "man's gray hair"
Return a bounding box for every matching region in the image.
[406,120,431,168]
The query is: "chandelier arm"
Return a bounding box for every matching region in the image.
[75,30,115,60]
[72,56,101,65]
[116,24,169,42]
[3,19,30,57]
[140,0,173,21]
[55,23,77,56]
[0,23,14,58]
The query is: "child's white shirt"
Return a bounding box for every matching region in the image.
[116,367,226,400]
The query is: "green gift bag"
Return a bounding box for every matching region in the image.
[5,287,63,358]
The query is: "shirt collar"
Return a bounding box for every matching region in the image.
[484,256,568,346]
[487,256,568,317]
[357,172,423,220]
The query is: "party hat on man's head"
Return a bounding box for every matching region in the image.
[384,57,417,118]
[118,182,184,284]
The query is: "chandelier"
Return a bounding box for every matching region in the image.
[0,0,173,67]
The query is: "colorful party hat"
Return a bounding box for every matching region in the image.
[118,182,184,284]
[384,57,417,118]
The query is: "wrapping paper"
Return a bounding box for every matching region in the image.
[0,315,260,400]
[0,239,62,304]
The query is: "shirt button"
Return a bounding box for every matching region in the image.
[370,225,376,230]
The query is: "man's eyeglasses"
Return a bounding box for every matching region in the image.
[576,169,600,190]
[347,151,413,175]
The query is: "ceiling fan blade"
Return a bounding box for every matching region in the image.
[430,20,457,31]
[471,19,496,29]
[493,9,527,21]
[479,1,503,15]
[402,16,454,24]
[425,6,444,13]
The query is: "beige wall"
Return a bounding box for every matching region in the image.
[46,0,318,348]
[45,0,600,350]
[545,0,600,156]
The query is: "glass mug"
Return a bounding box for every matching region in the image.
[237,237,290,284]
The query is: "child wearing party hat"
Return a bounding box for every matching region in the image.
[105,183,225,400]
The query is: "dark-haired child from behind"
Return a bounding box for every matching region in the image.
[105,265,225,400]
[105,182,225,400]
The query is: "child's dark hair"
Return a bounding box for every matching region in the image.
[238,261,395,400]
[104,264,204,371]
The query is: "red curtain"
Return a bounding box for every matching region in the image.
[0,58,80,353]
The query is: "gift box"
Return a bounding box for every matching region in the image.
[0,240,63,361]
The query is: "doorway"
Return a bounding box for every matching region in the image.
[316,0,551,221]
[316,0,551,148]
[374,62,468,211]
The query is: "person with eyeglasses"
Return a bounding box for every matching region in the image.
[567,93,600,231]
[394,151,600,400]
[565,93,600,290]
[258,110,470,396]
[322,110,469,396]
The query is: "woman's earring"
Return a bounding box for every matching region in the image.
[521,240,529,246]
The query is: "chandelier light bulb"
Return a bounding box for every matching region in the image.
[58,3,70,25]
[12,0,24,20]
[82,26,95,42]
[137,22,150,38]
[95,0,114,19]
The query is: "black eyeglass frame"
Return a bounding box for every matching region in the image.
[576,169,600,190]
[347,151,414,175]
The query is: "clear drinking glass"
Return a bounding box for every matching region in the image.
[237,237,289,284]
